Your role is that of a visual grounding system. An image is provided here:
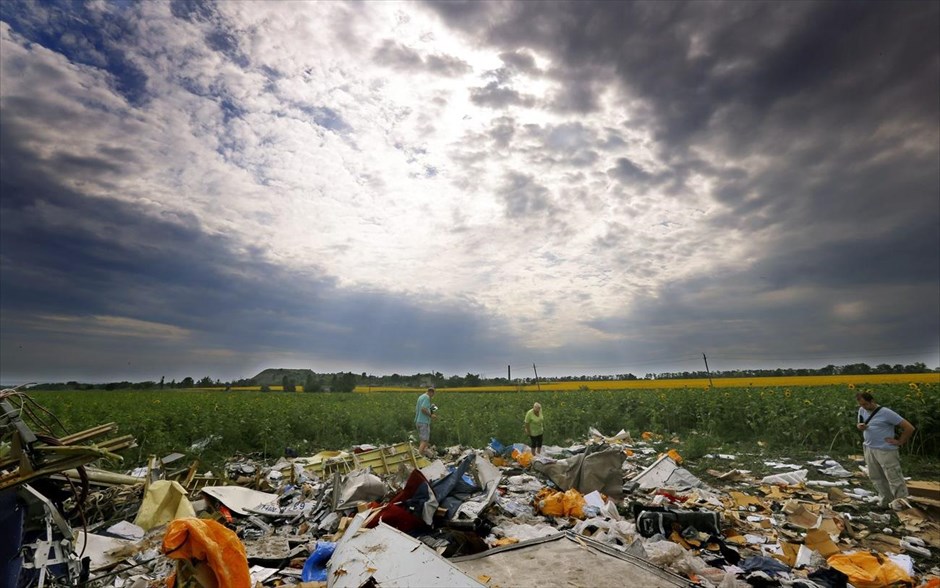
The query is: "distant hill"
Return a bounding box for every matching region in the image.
[252,368,315,386]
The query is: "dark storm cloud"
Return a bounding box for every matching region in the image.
[0,113,515,382]
[469,81,537,109]
[488,116,516,149]
[498,50,539,73]
[608,157,656,185]
[372,39,470,77]
[428,0,940,364]
[497,172,556,219]
[425,53,472,77]
[427,0,938,163]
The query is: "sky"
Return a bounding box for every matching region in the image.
[1,0,938,384]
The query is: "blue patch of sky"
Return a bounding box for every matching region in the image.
[0,0,149,106]
[204,28,250,68]
[295,104,352,134]
[218,96,244,124]
[169,0,216,23]
[259,65,281,81]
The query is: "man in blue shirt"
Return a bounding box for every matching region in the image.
[856,391,915,509]
[415,387,437,458]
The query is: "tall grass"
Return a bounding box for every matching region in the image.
[28,382,938,469]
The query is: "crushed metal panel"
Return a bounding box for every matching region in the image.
[327,518,485,588]
[74,532,133,571]
[420,459,448,482]
[243,534,292,563]
[454,454,500,520]
[629,454,709,491]
[324,442,430,476]
[200,485,278,516]
[332,469,387,511]
[452,532,692,588]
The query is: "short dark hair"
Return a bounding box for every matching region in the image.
[856,391,874,402]
[427,386,435,392]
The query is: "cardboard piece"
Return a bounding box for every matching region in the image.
[804,528,841,557]
[729,491,764,510]
[827,487,852,503]
[771,542,800,567]
[782,501,821,529]
[707,469,745,482]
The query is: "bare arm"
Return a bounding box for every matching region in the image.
[886,419,915,446]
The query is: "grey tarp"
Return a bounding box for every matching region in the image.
[533,445,626,498]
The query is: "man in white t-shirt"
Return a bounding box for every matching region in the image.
[856,391,915,509]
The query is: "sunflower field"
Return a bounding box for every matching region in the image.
[27,379,939,469]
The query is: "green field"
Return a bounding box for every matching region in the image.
[24,382,939,471]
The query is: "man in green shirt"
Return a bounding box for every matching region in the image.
[415,387,436,458]
[524,402,544,455]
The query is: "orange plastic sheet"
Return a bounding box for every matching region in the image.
[535,487,586,518]
[663,449,683,464]
[162,517,251,588]
[511,449,533,467]
[827,551,912,588]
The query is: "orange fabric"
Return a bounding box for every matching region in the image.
[827,551,912,588]
[511,448,533,467]
[535,487,586,518]
[663,449,683,464]
[162,517,251,588]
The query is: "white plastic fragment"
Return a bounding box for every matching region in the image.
[760,469,808,485]
[900,540,931,557]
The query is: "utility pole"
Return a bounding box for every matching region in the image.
[508,365,511,382]
[703,353,714,388]
[533,363,541,392]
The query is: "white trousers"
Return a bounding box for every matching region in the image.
[863,445,908,506]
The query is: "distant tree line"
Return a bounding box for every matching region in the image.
[20,361,935,391]
[647,362,932,380]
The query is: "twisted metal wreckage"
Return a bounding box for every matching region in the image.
[2,386,939,588]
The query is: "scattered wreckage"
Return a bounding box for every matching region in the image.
[2,388,939,588]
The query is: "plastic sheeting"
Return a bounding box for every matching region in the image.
[535,487,586,518]
[827,551,912,588]
[534,444,626,498]
[133,480,196,531]
[162,517,251,588]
